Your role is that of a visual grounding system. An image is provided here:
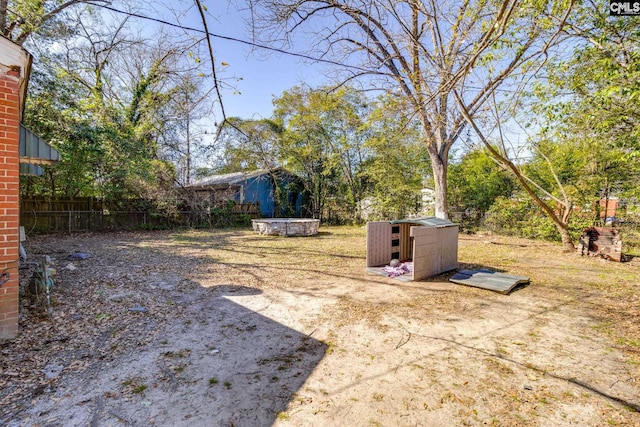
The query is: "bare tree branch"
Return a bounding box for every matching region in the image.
[453,89,575,249]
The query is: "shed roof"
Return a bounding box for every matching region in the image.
[19,124,60,176]
[189,170,269,187]
[19,124,60,165]
[187,168,298,190]
[19,163,45,176]
[390,216,456,227]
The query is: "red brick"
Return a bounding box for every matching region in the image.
[1,117,18,127]
[3,105,18,115]
[0,308,16,319]
[0,196,19,204]
[0,291,18,302]
[4,93,18,103]
[4,312,19,320]
[0,296,18,307]
[0,70,21,340]
[1,284,18,295]
[0,253,18,262]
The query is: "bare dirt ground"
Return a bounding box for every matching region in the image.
[1,227,639,426]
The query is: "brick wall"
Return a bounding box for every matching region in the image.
[0,68,21,339]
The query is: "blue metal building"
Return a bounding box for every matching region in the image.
[186,168,304,217]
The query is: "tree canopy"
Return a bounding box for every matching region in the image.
[249,0,573,219]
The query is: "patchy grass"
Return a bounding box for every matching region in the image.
[7,226,639,426]
[121,378,148,395]
[167,227,640,365]
[458,233,640,363]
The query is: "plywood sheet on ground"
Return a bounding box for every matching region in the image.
[449,269,529,294]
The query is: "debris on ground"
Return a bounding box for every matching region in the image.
[66,252,91,261]
[449,269,530,294]
[578,227,623,262]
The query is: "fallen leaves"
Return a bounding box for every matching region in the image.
[1,231,200,423]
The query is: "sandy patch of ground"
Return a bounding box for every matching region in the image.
[1,228,639,426]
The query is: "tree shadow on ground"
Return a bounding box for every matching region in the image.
[11,284,327,427]
[110,284,329,426]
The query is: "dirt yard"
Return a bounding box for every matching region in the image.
[1,227,639,426]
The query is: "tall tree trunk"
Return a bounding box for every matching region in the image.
[557,223,575,253]
[430,155,448,219]
[421,116,450,220]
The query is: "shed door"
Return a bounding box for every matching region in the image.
[366,222,391,267]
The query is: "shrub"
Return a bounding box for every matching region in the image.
[483,195,597,243]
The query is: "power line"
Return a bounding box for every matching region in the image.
[87,2,374,73]
[6,1,574,101]
[86,3,529,96]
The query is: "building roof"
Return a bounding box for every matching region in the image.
[19,124,60,164]
[189,170,270,187]
[0,35,32,121]
[187,168,298,189]
[19,124,60,176]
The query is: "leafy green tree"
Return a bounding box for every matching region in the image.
[22,9,207,209]
[210,89,428,222]
[215,117,282,173]
[361,95,428,219]
[475,0,640,249]
[484,194,561,241]
[448,148,515,225]
[273,85,372,221]
[1,0,107,45]
[540,0,640,202]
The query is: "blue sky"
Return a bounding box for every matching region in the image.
[154,2,329,120]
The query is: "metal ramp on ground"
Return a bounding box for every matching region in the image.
[449,269,529,294]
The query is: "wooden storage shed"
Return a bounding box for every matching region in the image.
[366,217,459,281]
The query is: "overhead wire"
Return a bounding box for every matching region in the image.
[86,2,528,96]
[86,2,375,74]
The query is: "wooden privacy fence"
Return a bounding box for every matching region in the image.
[21,197,103,212]
[20,210,169,233]
[19,198,261,233]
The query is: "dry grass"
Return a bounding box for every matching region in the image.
[134,226,640,370]
[457,233,640,364]
[3,226,639,426]
[162,226,640,364]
